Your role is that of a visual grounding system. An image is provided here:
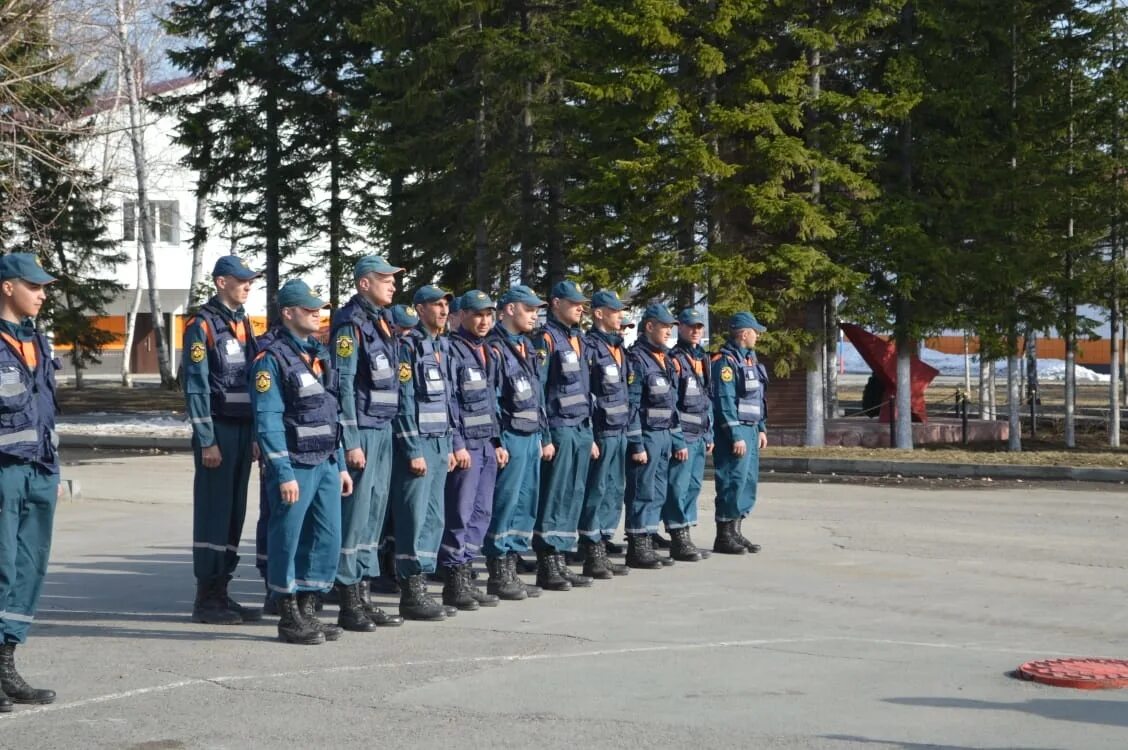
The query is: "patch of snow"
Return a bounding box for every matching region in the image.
[839,342,1110,383]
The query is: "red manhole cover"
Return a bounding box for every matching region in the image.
[1018,659,1128,690]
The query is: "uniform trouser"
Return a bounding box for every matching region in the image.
[337,426,393,585]
[192,418,254,584]
[624,429,672,535]
[264,460,342,595]
[534,425,593,553]
[0,461,58,644]
[391,435,451,578]
[579,432,626,543]
[664,437,706,530]
[714,425,761,521]
[438,441,497,568]
[484,431,540,559]
[255,463,268,579]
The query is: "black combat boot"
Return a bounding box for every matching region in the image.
[441,565,480,611]
[357,582,404,626]
[486,556,527,601]
[276,595,324,645]
[650,531,671,549]
[604,539,623,555]
[625,533,665,569]
[555,553,593,587]
[669,527,702,562]
[580,538,613,580]
[335,582,377,632]
[0,688,11,713]
[507,553,542,597]
[735,518,762,553]
[511,551,538,575]
[399,574,447,621]
[370,546,400,594]
[262,583,279,616]
[218,577,263,622]
[191,579,241,625]
[463,564,500,607]
[299,592,343,641]
[0,645,54,705]
[535,548,572,591]
[713,520,748,555]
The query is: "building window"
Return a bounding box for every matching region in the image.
[123,200,180,243]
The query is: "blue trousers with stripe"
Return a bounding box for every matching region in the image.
[579,432,626,542]
[0,461,58,644]
[534,425,593,552]
[192,418,254,584]
[483,431,540,559]
[337,426,393,585]
[391,436,451,578]
[264,460,342,595]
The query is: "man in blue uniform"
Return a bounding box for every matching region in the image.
[624,303,686,569]
[577,290,631,579]
[0,254,60,710]
[329,255,406,631]
[439,290,504,611]
[665,309,714,562]
[532,281,594,591]
[251,279,352,645]
[391,286,459,621]
[483,286,546,601]
[711,312,768,555]
[447,295,463,334]
[181,255,263,625]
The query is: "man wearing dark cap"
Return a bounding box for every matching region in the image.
[447,295,463,335]
[328,255,406,631]
[483,285,546,600]
[531,280,594,591]
[251,279,352,645]
[0,254,61,709]
[439,290,504,611]
[665,308,714,562]
[390,285,459,621]
[711,312,769,555]
[182,255,264,625]
[390,304,419,336]
[624,303,686,569]
[578,290,632,579]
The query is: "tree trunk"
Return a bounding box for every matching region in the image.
[116,0,174,388]
[1007,330,1022,452]
[804,299,825,446]
[120,243,144,387]
[894,338,913,449]
[473,43,490,291]
[978,352,990,419]
[328,103,343,311]
[825,297,838,419]
[262,1,283,325]
[187,79,212,311]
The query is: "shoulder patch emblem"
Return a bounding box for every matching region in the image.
[720,366,734,383]
[627,372,636,385]
[336,334,354,358]
[536,348,547,362]
[190,341,206,363]
[398,362,412,382]
[255,370,272,393]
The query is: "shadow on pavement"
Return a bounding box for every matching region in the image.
[823,737,1063,750]
[885,695,1128,728]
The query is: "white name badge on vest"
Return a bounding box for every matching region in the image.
[298,372,318,388]
[603,364,620,381]
[224,338,242,356]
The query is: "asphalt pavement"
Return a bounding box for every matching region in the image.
[1,453,1126,749]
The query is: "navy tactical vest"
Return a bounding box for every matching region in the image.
[332,296,399,428]
[585,331,629,436]
[407,331,452,437]
[629,343,678,431]
[0,329,57,468]
[717,342,768,426]
[487,327,541,435]
[265,336,339,466]
[449,330,499,444]
[671,343,711,441]
[194,302,257,420]
[539,320,591,428]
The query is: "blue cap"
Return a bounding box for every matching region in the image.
[591,289,626,311]
[276,279,327,310]
[354,255,403,279]
[459,290,496,312]
[729,311,766,332]
[498,285,546,307]
[641,303,676,325]
[0,254,56,285]
[413,285,453,305]
[211,255,261,281]
[678,308,706,326]
[391,303,419,328]
[549,280,588,303]
[449,296,462,313]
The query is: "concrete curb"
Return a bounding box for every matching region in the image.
[760,457,1128,484]
[60,433,191,451]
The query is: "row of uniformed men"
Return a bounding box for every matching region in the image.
[183,255,768,645]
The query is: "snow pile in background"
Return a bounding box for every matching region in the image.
[838,343,1110,383]
[56,415,190,437]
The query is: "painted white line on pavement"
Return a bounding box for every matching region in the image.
[0,635,1077,721]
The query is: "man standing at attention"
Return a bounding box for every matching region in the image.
[182,255,263,625]
[711,312,769,555]
[329,255,406,631]
[532,281,594,592]
[0,254,61,709]
[251,279,353,645]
